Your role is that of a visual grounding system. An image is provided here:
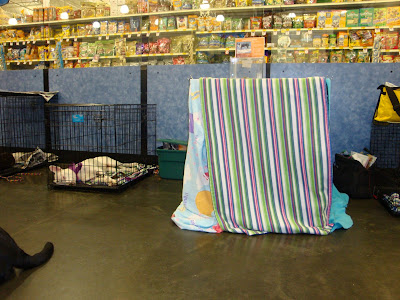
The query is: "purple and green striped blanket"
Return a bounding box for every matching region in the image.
[172,77,351,235]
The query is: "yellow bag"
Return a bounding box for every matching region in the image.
[374,85,400,123]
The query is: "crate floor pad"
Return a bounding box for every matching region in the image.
[49,158,154,190]
[172,78,353,235]
[0,147,58,177]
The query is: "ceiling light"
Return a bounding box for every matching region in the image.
[60,12,69,20]
[93,21,100,28]
[8,18,17,25]
[216,14,224,22]
[120,5,129,14]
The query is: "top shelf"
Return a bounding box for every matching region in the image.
[1,0,400,29]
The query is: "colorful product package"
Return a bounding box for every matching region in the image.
[293,16,304,28]
[188,15,198,29]
[118,21,126,33]
[359,8,374,27]
[172,0,182,10]
[130,17,141,32]
[249,16,262,30]
[167,17,176,30]
[317,11,332,28]
[108,21,118,34]
[387,7,400,26]
[262,15,273,29]
[157,38,171,53]
[332,10,346,28]
[159,17,169,30]
[100,21,108,35]
[126,41,138,56]
[346,9,360,27]
[374,8,387,27]
[150,16,159,31]
[303,14,317,28]
[385,31,399,49]
[176,16,188,29]
[337,31,349,47]
[349,30,361,47]
[223,17,233,30]
[197,35,209,48]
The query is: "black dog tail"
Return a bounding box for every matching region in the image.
[15,242,54,269]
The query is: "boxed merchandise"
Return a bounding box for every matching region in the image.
[250,17,262,29]
[108,21,118,34]
[346,9,360,27]
[317,11,333,28]
[188,15,198,29]
[130,17,141,32]
[150,16,159,31]
[359,8,374,27]
[176,16,188,29]
[81,2,96,18]
[374,8,387,27]
[387,7,400,26]
[100,21,108,35]
[332,10,346,28]
[303,14,317,28]
[337,31,349,47]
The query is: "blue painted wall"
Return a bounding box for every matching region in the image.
[270,64,400,156]
[0,70,44,92]
[147,64,231,143]
[49,66,141,104]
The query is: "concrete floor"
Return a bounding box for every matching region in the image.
[0,168,399,300]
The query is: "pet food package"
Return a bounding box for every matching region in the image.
[176,16,188,29]
[359,8,374,27]
[374,8,387,27]
[346,9,360,27]
[317,11,332,28]
[332,10,346,28]
[387,7,400,26]
[130,17,141,32]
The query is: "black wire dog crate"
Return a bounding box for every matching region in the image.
[46,103,157,191]
[370,122,400,169]
[0,91,55,176]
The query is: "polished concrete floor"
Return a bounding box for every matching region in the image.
[0,168,399,300]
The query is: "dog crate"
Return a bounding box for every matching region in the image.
[370,122,400,168]
[46,103,157,192]
[0,91,58,177]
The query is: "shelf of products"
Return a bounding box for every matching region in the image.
[1,0,400,69]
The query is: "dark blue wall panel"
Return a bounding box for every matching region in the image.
[147,64,231,143]
[270,64,400,157]
[49,66,141,104]
[0,70,43,92]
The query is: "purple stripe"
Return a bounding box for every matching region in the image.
[306,79,324,226]
[279,79,303,233]
[241,79,263,231]
[294,79,314,228]
[227,80,247,228]
[253,79,274,232]
[268,79,292,233]
[320,77,333,226]
[215,79,239,228]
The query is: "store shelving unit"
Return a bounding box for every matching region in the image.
[1,0,400,68]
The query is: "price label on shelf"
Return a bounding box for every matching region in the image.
[375,28,380,33]
[33,40,36,44]
[10,42,13,46]
[98,36,102,40]
[296,30,301,35]
[78,59,81,63]
[363,48,368,53]
[389,27,394,32]
[225,48,229,54]
[47,40,50,44]
[308,28,313,32]
[6,62,10,65]
[156,32,160,36]
[273,30,277,35]
[305,49,309,54]
[251,31,255,36]
[22,41,26,45]
[137,33,141,37]
[74,38,78,42]
[29,61,32,65]
[3,43,5,46]
[146,32,150,37]
[286,31,290,36]
[16,42,19,45]
[23,61,27,65]
[128,34,132,38]
[361,27,365,29]
[262,31,266,36]
[106,35,110,40]
[17,62,20,65]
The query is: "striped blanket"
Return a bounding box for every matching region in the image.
[172,77,351,235]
